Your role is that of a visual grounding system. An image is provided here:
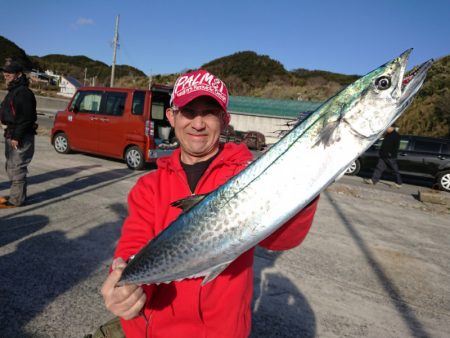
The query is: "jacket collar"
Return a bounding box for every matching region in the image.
[157,143,253,173]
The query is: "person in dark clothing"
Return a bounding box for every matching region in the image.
[364,125,402,188]
[0,60,37,208]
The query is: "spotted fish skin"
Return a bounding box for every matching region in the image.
[118,49,432,286]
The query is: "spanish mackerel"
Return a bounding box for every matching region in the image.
[118,49,432,286]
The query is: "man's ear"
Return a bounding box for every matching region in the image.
[166,108,175,127]
[220,112,227,132]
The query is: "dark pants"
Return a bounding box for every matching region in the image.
[4,133,35,206]
[371,157,402,185]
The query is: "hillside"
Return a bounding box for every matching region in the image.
[1,35,448,137]
[146,51,359,101]
[397,55,450,138]
[0,36,145,86]
[0,36,37,70]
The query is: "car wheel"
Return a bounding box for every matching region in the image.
[436,170,450,192]
[53,133,71,154]
[345,159,361,176]
[125,146,145,170]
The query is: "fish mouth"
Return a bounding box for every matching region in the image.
[397,50,433,113]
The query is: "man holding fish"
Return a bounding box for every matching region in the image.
[100,69,319,338]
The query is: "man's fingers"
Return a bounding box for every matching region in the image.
[101,269,131,300]
[120,291,147,320]
[112,257,127,271]
[101,258,127,295]
[101,257,146,319]
[104,285,146,319]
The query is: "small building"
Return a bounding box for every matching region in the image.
[29,70,58,85]
[228,96,323,144]
[58,76,82,98]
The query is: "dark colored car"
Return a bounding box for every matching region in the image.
[345,135,450,192]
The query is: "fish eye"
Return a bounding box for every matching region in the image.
[375,76,391,90]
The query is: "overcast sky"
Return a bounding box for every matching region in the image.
[1,0,449,76]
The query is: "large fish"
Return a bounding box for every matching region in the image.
[118,49,432,286]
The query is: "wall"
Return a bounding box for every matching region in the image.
[229,112,294,145]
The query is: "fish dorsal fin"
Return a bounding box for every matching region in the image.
[170,194,207,212]
[201,262,231,285]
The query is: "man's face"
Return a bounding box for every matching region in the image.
[167,97,224,164]
[3,71,19,85]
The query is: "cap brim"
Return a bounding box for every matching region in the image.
[173,90,227,112]
[1,67,18,73]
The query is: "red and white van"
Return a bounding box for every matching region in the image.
[51,85,177,169]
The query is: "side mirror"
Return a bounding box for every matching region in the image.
[69,104,79,113]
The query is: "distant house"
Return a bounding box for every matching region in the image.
[58,76,82,98]
[45,70,60,82]
[29,70,58,85]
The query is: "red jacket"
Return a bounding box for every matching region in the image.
[114,143,319,338]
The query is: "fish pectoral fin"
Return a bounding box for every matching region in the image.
[316,120,341,147]
[201,263,231,286]
[171,194,207,212]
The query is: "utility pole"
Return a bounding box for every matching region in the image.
[148,69,152,89]
[84,68,87,86]
[110,15,119,88]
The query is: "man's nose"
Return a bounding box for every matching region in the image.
[191,115,206,129]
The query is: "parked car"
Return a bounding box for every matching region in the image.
[345,135,450,192]
[219,126,266,150]
[51,85,176,170]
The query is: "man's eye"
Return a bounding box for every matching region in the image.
[180,109,196,117]
[202,110,216,116]
[180,108,220,118]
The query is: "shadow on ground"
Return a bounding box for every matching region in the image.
[325,191,431,338]
[0,165,102,191]
[0,203,125,337]
[251,248,316,338]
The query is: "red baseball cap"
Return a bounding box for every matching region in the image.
[170,69,231,125]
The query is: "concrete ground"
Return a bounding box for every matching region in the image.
[0,134,449,338]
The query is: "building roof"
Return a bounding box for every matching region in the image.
[62,76,82,88]
[228,95,323,118]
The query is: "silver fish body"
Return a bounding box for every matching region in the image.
[118,49,432,286]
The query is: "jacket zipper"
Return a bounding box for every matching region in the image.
[174,168,194,195]
[10,97,16,117]
[193,157,224,195]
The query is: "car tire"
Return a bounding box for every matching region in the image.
[53,133,71,154]
[345,159,361,176]
[436,170,450,192]
[125,146,145,170]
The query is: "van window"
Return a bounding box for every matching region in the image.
[69,92,80,111]
[132,91,145,115]
[151,102,165,120]
[76,91,102,113]
[413,140,441,153]
[104,92,127,116]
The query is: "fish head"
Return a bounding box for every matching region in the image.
[341,49,432,139]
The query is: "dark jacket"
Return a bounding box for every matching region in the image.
[379,130,401,158]
[0,75,37,141]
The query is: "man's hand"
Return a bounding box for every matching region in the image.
[10,139,19,150]
[101,258,147,320]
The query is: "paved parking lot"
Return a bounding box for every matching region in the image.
[0,135,449,337]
